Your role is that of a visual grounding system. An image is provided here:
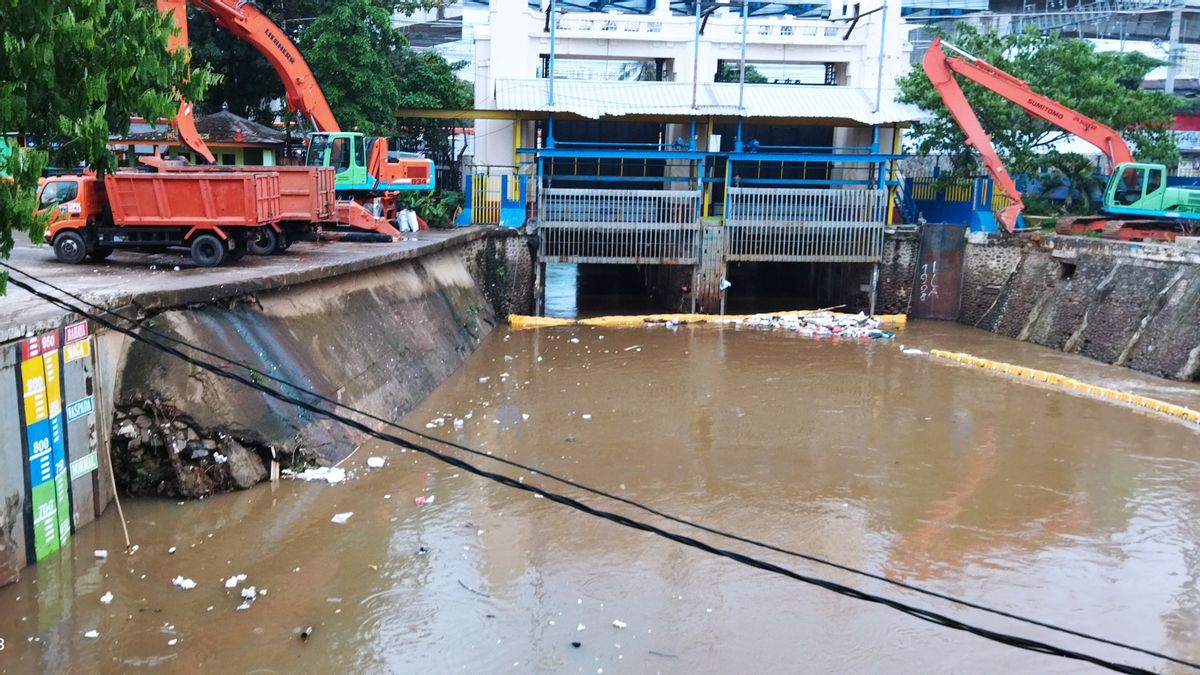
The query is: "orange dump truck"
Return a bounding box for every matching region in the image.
[39,170,281,267]
[142,159,335,254]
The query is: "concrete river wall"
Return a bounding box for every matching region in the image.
[0,228,533,587]
[877,228,1198,381]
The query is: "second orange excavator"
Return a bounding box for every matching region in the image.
[924,37,1200,241]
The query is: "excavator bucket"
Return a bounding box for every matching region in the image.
[998,205,1022,233]
[334,200,402,240]
[172,100,215,165]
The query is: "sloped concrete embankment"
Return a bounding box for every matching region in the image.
[116,249,497,496]
[959,235,1200,381]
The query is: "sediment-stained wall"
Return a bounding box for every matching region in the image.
[959,235,1200,382]
[117,249,496,470]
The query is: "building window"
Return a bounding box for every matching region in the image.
[221,153,236,166]
[243,148,263,165]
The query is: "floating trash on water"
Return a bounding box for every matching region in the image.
[479,376,490,383]
[168,546,177,555]
[83,630,99,639]
[100,592,113,605]
[168,638,178,646]
[577,624,586,631]
[330,512,354,524]
[224,574,246,589]
[612,619,627,629]
[284,467,347,485]
[414,495,435,506]
[581,414,592,420]
[453,418,464,429]
[569,338,580,343]
[172,576,197,590]
[716,312,895,340]
[366,456,385,469]
[94,550,108,559]
[241,587,258,600]
[236,601,252,612]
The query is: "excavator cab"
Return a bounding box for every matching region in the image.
[305,131,434,193]
[1104,163,1167,212]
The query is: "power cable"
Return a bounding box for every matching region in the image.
[3,261,1197,672]
[1,269,1180,674]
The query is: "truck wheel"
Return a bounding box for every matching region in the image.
[190,233,227,268]
[88,246,114,261]
[228,237,247,262]
[275,231,291,252]
[53,231,88,264]
[247,228,278,256]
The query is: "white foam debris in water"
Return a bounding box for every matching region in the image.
[168,638,178,646]
[717,312,895,340]
[240,586,257,600]
[284,467,347,485]
[581,414,592,420]
[453,418,464,429]
[236,602,252,611]
[99,592,113,605]
[577,623,586,631]
[331,512,354,524]
[902,348,924,355]
[224,574,246,589]
[94,549,108,559]
[168,546,177,555]
[612,619,627,629]
[83,630,99,639]
[366,456,385,468]
[172,576,197,590]
[479,376,490,383]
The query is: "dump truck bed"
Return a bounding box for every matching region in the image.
[104,172,281,228]
[149,163,334,223]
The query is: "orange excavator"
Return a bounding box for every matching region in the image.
[155,0,435,239]
[923,37,1200,241]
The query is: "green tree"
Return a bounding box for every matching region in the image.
[188,0,443,122]
[899,25,1180,213]
[298,0,407,135]
[0,1,214,266]
[394,51,473,168]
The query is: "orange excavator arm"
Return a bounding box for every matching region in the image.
[159,0,341,163]
[158,0,215,164]
[922,38,1135,232]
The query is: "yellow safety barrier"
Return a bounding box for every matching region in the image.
[929,349,1200,426]
[509,311,908,330]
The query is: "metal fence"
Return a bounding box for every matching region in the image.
[725,188,886,262]
[538,188,701,264]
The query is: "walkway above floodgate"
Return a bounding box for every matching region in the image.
[0,227,493,342]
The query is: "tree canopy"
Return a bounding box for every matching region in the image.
[189,0,452,126]
[0,0,214,265]
[899,25,1180,196]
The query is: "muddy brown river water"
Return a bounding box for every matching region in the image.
[1,320,1199,674]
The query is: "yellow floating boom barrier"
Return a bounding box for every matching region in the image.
[929,349,1200,426]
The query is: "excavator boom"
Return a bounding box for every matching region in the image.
[922,38,1135,232]
[159,0,340,163]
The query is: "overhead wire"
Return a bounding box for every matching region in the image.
[1,264,1190,674]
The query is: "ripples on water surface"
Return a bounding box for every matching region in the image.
[1,321,1198,674]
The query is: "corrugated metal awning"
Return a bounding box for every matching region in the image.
[492,79,926,125]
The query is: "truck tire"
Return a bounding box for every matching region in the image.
[275,230,291,252]
[53,231,88,264]
[247,228,278,256]
[190,233,227,267]
[228,236,248,262]
[88,246,114,261]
